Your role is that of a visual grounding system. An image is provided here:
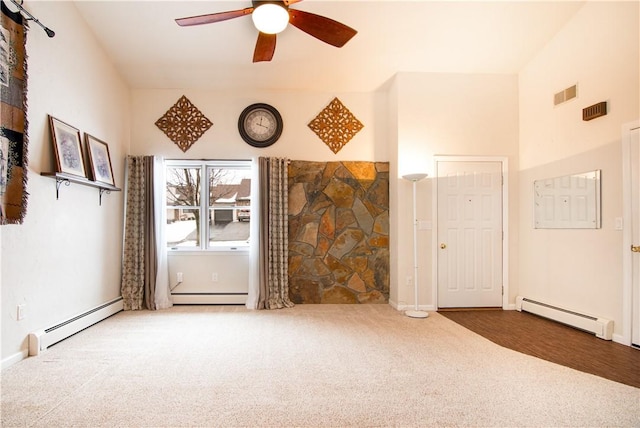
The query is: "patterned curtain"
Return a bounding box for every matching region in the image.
[258,157,294,310]
[121,156,158,310]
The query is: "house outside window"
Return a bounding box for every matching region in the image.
[166,160,251,251]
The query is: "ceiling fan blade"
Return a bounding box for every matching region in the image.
[288,9,357,48]
[284,0,304,5]
[253,32,277,62]
[176,7,253,27]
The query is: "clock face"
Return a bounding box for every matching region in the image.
[244,108,277,141]
[238,103,283,147]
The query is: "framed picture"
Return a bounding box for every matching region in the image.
[48,116,86,178]
[85,133,115,186]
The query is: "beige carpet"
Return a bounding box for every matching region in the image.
[2,304,639,427]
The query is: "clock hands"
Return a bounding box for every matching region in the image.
[256,117,270,129]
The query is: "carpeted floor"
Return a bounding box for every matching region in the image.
[2,305,639,427]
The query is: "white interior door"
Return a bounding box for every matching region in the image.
[630,126,640,347]
[436,160,503,308]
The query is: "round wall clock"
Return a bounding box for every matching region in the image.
[238,103,283,148]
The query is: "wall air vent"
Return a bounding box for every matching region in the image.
[582,101,607,121]
[553,84,578,106]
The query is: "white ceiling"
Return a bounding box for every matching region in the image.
[73,0,585,92]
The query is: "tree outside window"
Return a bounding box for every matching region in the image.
[166,161,251,250]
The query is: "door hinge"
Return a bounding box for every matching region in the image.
[502,286,504,296]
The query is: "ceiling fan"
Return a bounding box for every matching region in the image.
[175,0,357,63]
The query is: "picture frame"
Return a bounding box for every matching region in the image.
[85,133,115,186]
[48,115,86,178]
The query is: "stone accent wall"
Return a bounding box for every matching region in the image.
[288,161,389,304]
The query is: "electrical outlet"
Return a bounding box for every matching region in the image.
[17,304,25,321]
[177,272,183,283]
[212,272,219,282]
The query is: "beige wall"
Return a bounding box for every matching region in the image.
[168,253,250,304]
[519,1,639,170]
[390,72,520,310]
[518,1,639,339]
[1,2,130,362]
[130,89,387,161]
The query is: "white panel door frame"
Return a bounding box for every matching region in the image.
[432,156,509,310]
[621,119,640,347]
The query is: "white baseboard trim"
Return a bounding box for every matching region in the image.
[394,303,436,312]
[612,333,627,346]
[389,300,516,311]
[2,349,28,370]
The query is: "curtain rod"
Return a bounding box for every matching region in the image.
[7,0,54,37]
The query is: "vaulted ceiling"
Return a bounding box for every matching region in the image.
[73,1,585,92]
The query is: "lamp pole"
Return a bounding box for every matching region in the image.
[402,173,429,319]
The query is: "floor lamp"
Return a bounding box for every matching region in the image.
[402,173,429,319]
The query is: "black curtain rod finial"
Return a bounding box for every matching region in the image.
[8,0,55,38]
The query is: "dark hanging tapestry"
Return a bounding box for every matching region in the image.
[0,0,28,224]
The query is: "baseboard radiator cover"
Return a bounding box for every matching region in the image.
[515,296,613,340]
[28,297,124,356]
[171,292,247,305]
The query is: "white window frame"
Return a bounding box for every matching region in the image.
[166,159,252,253]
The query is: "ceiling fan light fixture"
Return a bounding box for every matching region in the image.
[252,3,289,34]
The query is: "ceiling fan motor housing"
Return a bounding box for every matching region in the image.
[252,1,288,9]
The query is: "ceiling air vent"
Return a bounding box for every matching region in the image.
[554,84,577,106]
[583,101,607,121]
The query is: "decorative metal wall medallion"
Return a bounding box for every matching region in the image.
[308,97,364,154]
[155,95,213,152]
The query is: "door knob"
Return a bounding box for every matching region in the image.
[632,245,640,253]
[440,243,447,249]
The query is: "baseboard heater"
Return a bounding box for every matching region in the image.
[28,297,124,356]
[515,296,613,340]
[171,292,247,305]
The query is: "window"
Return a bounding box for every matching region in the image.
[166,160,252,251]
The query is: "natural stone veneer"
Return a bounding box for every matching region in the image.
[288,161,389,304]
